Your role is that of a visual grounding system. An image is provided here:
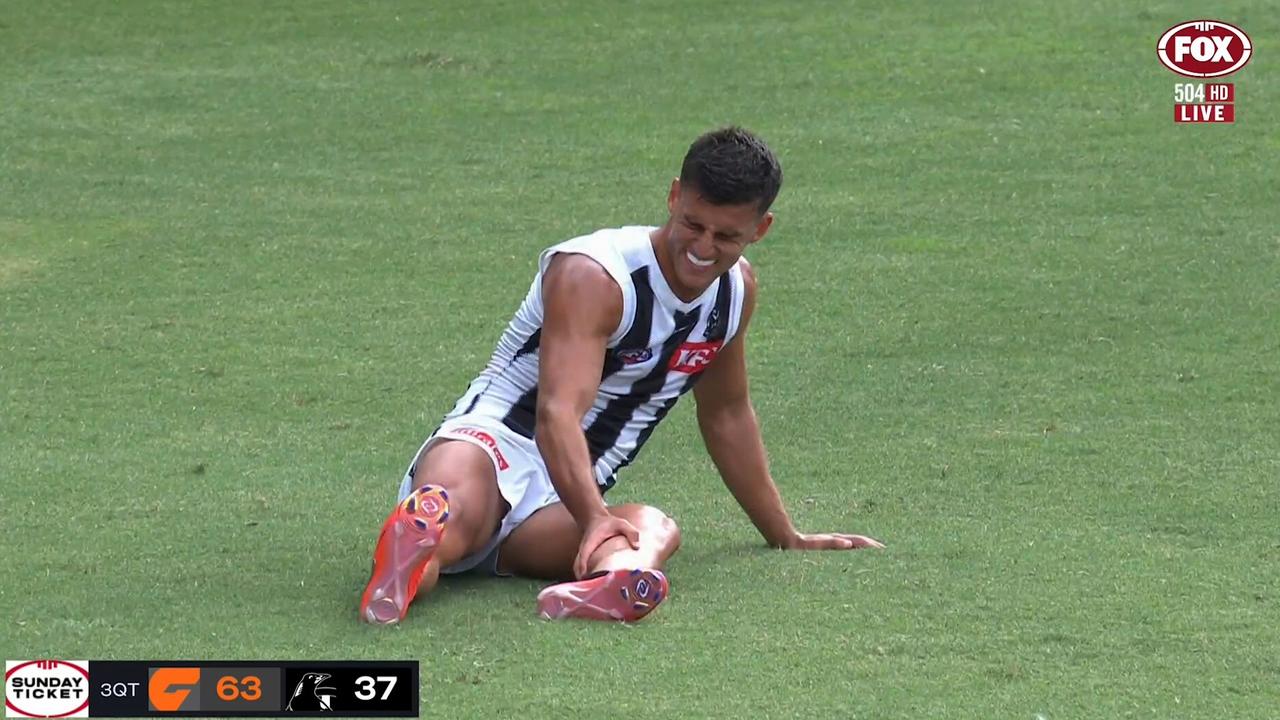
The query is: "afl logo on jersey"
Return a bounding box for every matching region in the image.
[616,348,653,365]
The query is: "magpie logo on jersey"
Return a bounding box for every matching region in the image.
[704,306,722,337]
[285,673,336,712]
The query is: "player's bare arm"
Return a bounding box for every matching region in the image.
[693,259,884,551]
[535,253,643,577]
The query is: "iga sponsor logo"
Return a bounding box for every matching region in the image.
[452,427,510,470]
[1158,20,1252,77]
[668,341,723,374]
[5,660,90,718]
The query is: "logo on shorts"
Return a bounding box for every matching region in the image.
[668,341,722,374]
[616,348,653,365]
[5,660,91,718]
[453,428,510,470]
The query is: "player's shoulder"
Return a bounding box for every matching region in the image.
[541,252,625,335]
[543,226,649,274]
[544,251,618,290]
[560,224,652,249]
[734,256,757,297]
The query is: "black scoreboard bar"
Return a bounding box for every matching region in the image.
[88,661,417,717]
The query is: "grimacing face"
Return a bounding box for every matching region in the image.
[661,179,773,299]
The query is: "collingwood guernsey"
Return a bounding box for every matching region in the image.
[443,225,747,490]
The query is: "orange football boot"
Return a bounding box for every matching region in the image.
[360,485,450,624]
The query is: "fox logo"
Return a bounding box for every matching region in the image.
[1158,20,1252,77]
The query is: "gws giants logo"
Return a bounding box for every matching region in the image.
[1158,20,1252,77]
[5,660,90,718]
[147,667,200,712]
[668,341,723,374]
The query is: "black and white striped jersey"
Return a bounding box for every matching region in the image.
[443,225,748,490]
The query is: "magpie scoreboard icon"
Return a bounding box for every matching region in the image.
[6,661,417,717]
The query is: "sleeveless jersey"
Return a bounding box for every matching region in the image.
[443,225,748,490]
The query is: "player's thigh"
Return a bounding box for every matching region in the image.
[497,502,680,581]
[411,439,508,556]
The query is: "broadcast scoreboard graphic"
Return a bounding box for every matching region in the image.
[5,661,417,718]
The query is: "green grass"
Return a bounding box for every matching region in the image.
[3,1,1279,717]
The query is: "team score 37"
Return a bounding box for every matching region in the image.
[354,675,397,701]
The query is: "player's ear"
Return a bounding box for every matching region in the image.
[751,211,774,243]
[667,178,680,214]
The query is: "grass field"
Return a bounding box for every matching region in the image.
[2,1,1278,717]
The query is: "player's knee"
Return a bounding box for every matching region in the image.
[660,512,681,554]
[414,477,482,545]
[410,445,502,549]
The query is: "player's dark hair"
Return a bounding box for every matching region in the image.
[679,126,782,215]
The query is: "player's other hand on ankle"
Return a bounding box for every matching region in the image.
[784,532,885,551]
[574,515,642,578]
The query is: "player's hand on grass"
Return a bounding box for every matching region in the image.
[574,515,642,578]
[786,532,885,550]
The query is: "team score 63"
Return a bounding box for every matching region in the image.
[216,675,262,702]
[283,666,415,713]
